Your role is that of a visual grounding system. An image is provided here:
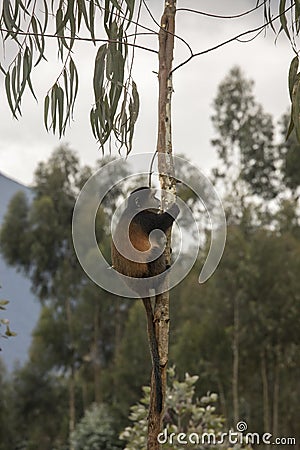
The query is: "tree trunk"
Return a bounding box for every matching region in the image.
[217,375,228,420]
[261,348,270,440]
[94,301,101,403]
[232,294,239,425]
[272,346,280,438]
[69,365,76,435]
[65,297,76,449]
[147,1,176,449]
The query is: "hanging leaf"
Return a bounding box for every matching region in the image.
[279,0,290,40]
[5,326,17,337]
[0,0,139,152]
[288,56,299,101]
[291,74,300,142]
[44,94,50,131]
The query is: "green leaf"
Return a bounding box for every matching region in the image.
[5,71,17,118]
[31,15,47,66]
[279,0,290,40]
[124,0,135,29]
[93,44,107,102]
[131,80,140,123]
[0,62,6,75]
[0,300,9,306]
[77,0,89,31]
[44,94,50,131]
[5,326,17,337]
[288,56,299,101]
[51,83,58,133]
[56,7,64,34]
[89,0,96,42]
[291,74,300,142]
[69,58,78,117]
[56,85,64,137]
[286,113,294,140]
[295,0,300,33]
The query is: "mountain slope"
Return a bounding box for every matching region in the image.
[0,172,40,371]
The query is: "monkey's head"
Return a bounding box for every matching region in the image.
[128,187,160,211]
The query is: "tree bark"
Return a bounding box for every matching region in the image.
[93,301,101,403]
[261,348,270,450]
[232,294,239,425]
[65,297,76,449]
[261,349,270,428]
[146,1,176,449]
[272,346,280,438]
[217,375,228,420]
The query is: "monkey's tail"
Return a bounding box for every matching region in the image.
[142,297,163,413]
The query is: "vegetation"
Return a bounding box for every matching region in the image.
[0,67,300,448]
[2,1,300,447]
[121,368,252,450]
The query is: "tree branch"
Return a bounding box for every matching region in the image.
[142,0,193,56]
[172,2,295,74]
[176,1,267,20]
[0,28,158,55]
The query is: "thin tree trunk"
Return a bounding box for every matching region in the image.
[261,348,270,438]
[69,365,76,435]
[94,301,101,403]
[272,346,280,438]
[232,294,239,425]
[81,380,88,412]
[147,1,176,449]
[65,297,76,449]
[217,375,227,420]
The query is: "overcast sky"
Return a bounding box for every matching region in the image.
[0,0,294,185]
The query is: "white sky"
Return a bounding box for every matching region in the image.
[0,0,294,185]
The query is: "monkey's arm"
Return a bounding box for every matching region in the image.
[159,203,180,231]
[137,203,179,234]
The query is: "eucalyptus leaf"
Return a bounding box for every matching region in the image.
[288,56,299,101]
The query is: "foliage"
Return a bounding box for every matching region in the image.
[0,299,16,339]
[0,0,139,152]
[0,359,14,450]
[1,57,300,446]
[170,205,300,439]
[0,144,91,300]
[70,403,121,450]
[112,301,150,424]
[0,285,16,340]
[7,363,69,450]
[2,1,300,148]
[278,112,300,194]
[120,368,251,450]
[211,66,279,199]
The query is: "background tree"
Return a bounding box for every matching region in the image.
[0,145,103,441]
[211,66,279,200]
[70,403,122,450]
[279,113,300,197]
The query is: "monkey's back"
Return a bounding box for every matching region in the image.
[111,214,166,279]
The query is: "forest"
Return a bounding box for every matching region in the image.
[0,66,299,449]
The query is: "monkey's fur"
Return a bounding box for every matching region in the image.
[111,187,179,412]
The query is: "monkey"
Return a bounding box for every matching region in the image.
[111,187,179,413]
